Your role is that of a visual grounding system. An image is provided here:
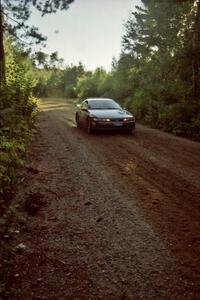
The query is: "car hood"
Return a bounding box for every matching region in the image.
[89,109,133,119]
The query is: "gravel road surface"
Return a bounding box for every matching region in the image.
[12,98,200,300]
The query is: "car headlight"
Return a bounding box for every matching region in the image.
[101,118,111,122]
[93,118,111,122]
[92,117,98,121]
[123,117,134,122]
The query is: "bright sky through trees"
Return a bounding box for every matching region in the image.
[28,0,141,70]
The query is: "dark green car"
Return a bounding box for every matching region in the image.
[75,98,135,134]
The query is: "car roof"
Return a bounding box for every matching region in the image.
[86,98,114,102]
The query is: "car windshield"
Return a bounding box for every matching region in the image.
[88,99,121,110]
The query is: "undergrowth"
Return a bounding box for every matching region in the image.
[0,42,38,299]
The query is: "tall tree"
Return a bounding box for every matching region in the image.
[191,0,200,101]
[0,0,5,85]
[122,0,200,102]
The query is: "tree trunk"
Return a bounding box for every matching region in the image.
[0,0,5,87]
[192,0,200,102]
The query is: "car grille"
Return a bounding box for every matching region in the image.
[110,118,124,122]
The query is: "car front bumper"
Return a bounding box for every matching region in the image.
[91,120,135,131]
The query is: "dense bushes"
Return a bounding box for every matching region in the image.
[0,44,37,204]
[0,42,37,299]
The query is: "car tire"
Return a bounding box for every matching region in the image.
[87,118,93,134]
[76,113,80,127]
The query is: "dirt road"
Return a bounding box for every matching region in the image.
[12,98,200,299]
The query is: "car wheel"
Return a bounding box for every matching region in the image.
[87,118,93,134]
[76,113,80,127]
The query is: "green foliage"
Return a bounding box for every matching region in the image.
[33,62,84,98]
[76,67,107,100]
[0,41,37,202]
[103,0,200,140]
[159,102,200,137]
[0,126,33,200]
[0,40,37,298]
[59,63,84,98]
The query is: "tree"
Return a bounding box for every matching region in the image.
[191,0,200,101]
[77,68,107,100]
[60,63,85,98]
[105,0,200,138]
[123,0,200,102]
[0,0,74,85]
[32,51,49,68]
